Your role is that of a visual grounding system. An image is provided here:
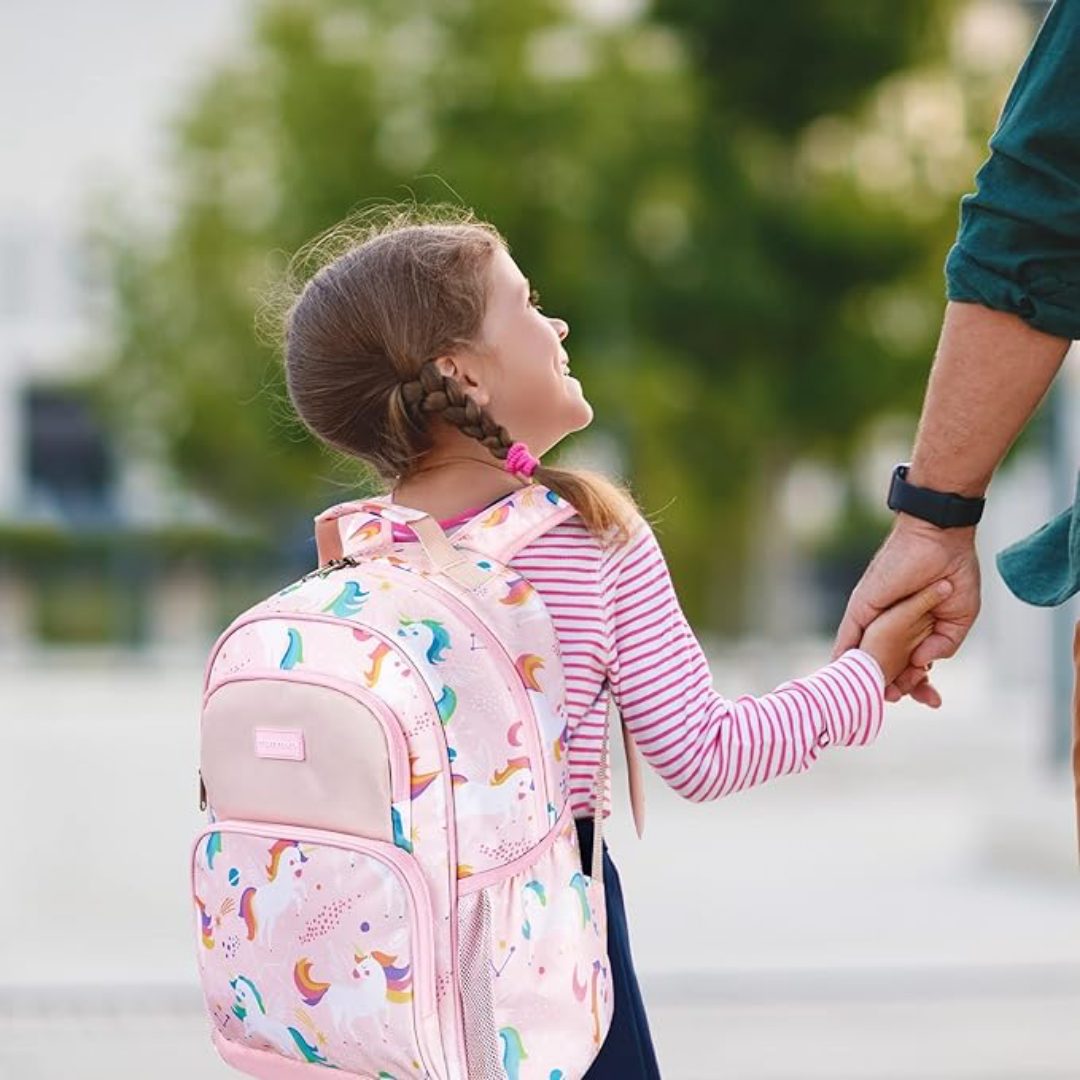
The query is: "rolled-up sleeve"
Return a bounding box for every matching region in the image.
[945,0,1080,340]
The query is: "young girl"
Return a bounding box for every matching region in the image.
[279,207,950,1078]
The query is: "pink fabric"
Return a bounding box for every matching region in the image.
[389,505,481,542]
[397,506,886,819]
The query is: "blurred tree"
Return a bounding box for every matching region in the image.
[90,0,1008,630]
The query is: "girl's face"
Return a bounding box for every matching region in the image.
[435,247,593,455]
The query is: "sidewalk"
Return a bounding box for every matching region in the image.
[2,640,1078,1078]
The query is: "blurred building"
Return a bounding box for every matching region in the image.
[0,214,273,652]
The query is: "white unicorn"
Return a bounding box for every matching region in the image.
[238,840,308,949]
[396,617,457,724]
[521,873,592,945]
[229,975,330,1065]
[294,951,412,1044]
[452,757,534,824]
[331,851,409,932]
[514,653,571,764]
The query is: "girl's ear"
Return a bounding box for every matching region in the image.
[433,354,491,407]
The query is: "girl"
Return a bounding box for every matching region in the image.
[278,206,949,1078]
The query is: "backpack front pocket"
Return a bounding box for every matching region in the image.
[191,820,446,1079]
[201,671,412,846]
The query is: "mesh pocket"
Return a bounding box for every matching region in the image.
[457,890,502,1078]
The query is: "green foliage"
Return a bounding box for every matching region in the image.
[90,0,993,627]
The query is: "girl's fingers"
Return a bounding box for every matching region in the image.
[904,580,953,617]
[909,678,942,709]
[892,665,927,696]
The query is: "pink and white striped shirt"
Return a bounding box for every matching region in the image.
[395,507,886,820]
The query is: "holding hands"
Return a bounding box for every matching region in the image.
[832,516,982,706]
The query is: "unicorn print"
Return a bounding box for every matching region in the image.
[351,627,392,688]
[500,577,537,609]
[396,617,457,723]
[452,757,534,824]
[229,974,332,1065]
[521,874,591,944]
[321,580,369,618]
[481,502,514,529]
[345,518,383,546]
[572,959,610,1046]
[239,840,308,948]
[390,800,412,853]
[254,622,303,670]
[195,893,236,949]
[409,753,441,800]
[203,831,222,870]
[515,654,571,764]
[195,894,215,950]
[499,1026,528,1080]
[294,952,412,1043]
[328,854,409,931]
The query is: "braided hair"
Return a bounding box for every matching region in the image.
[276,203,639,546]
[398,360,516,466]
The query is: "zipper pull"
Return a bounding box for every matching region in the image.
[199,770,207,812]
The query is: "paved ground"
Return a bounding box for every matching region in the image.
[3,640,1078,1078]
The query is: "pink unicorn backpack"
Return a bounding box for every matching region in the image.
[191,483,621,1079]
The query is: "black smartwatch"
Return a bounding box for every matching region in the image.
[886,463,985,528]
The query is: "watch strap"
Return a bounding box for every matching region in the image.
[887,463,984,528]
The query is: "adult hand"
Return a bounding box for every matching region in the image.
[832,516,982,707]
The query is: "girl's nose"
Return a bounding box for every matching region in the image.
[550,317,569,341]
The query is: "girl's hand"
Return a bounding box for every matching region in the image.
[859,579,954,688]
[833,516,981,708]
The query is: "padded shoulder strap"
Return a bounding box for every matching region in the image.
[315,485,578,568]
[313,499,393,567]
[446,484,578,563]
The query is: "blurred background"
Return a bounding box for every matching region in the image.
[2,0,1079,1077]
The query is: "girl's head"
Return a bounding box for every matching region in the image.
[278,205,637,544]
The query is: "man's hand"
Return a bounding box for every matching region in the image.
[832,515,982,707]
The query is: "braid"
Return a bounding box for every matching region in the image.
[400,359,515,463]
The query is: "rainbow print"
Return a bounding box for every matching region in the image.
[500,577,536,607]
[514,653,545,692]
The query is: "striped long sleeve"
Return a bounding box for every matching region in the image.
[508,513,885,816]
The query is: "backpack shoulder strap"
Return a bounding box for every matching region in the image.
[313,498,392,567]
[316,485,579,567]
[446,483,578,563]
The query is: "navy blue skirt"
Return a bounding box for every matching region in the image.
[575,816,663,1079]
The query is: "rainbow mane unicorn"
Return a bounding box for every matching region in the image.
[204,831,222,870]
[195,894,214,950]
[499,1026,528,1080]
[229,974,331,1065]
[351,627,392,688]
[396,617,457,724]
[481,503,514,529]
[499,577,536,608]
[238,840,308,948]
[294,952,412,1043]
[572,959,609,1046]
[321,579,369,618]
[256,623,304,670]
[451,756,534,823]
[409,754,441,800]
[515,653,571,763]
[521,873,591,942]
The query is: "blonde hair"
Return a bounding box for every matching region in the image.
[271,204,639,546]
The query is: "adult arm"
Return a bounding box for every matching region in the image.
[834,0,1080,703]
[833,304,1067,703]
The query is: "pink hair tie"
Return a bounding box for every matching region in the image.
[504,441,540,478]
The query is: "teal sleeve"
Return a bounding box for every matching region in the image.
[945,0,1080,340]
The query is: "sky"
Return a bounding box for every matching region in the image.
[1,0,249,231]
